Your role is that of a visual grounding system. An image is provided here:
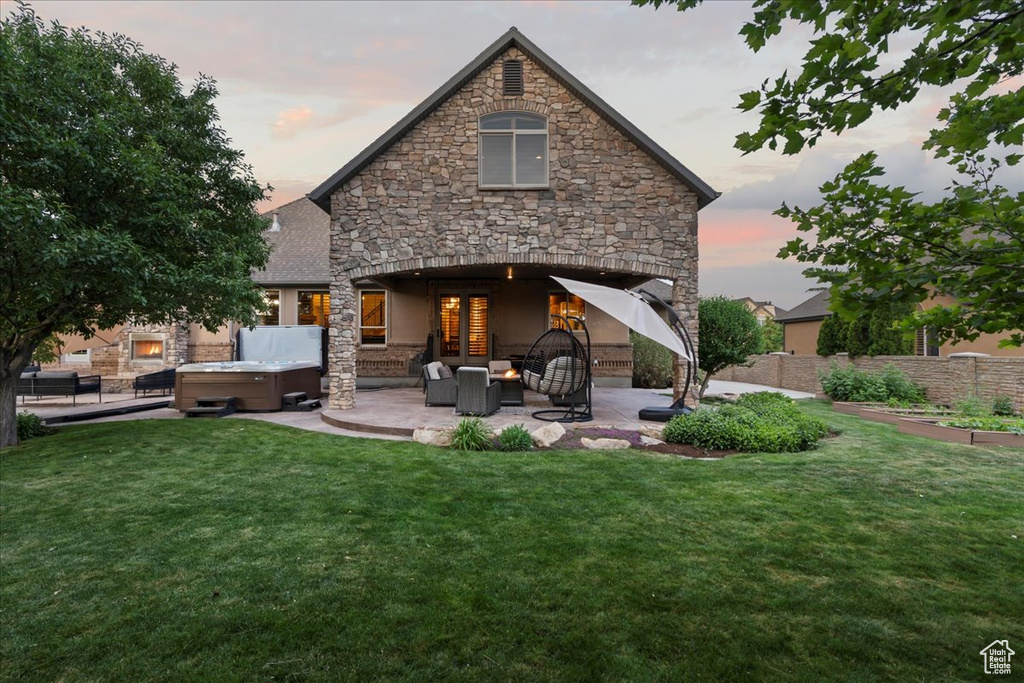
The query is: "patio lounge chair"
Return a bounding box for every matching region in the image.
[423,361,458,406]
[455,367,501,416]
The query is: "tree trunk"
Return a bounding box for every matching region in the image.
[697,371,712,399]
[1,372,19,449]
[1,353,33,449]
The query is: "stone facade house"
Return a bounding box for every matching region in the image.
[308,27,719,410]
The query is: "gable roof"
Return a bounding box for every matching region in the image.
[253,197,330,286]
[308,27,720,213]
[775,290,831,323]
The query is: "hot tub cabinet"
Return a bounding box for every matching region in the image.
[175,361,321,412]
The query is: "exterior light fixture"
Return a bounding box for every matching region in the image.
[507,266,514,280]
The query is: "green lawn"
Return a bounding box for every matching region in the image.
[1,402,1021,682]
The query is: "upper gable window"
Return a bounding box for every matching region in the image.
[478,112,548,189]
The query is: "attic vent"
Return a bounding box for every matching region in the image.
[502,60,524,95]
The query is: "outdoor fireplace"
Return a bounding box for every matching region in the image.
[130,333,166,361]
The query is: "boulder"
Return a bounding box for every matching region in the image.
[581,437,632,450]
[413,428,452,447]
[639,424,664,440]
[640,435,665,446]
[531,422,566,448]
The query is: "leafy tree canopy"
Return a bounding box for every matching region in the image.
[636,0,1024,348]
[0,4,270,446]
[696,296,764,397]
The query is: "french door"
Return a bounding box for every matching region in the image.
[437,292,490,366]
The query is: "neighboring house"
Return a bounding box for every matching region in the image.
[307,27,719,409]
[734,297,786,325]
[777,290,1024,357]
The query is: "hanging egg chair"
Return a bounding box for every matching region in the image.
[521,314,593,423]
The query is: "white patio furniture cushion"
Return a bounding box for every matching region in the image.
[487,360,512,373]
[425,361,444,381]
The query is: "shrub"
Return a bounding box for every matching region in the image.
[877,363,926,403]
[818,362,924,403]
[16,412,52,442]
[664,398,828,453]
[450,418,492,451]
[631,330,672,389]
[498,424,533,452]
[954,394,987,417]
[991,396,1016,417]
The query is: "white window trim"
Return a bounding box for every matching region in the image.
[478,112,549,190]
[62,349,91,364]
[358,290,388,347]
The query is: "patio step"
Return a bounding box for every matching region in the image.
[282,392,306,406]
[185,396,236,418]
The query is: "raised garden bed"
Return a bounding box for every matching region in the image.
[833,402,958,425]
[832,402,1023,446]
[897,418,1024,447]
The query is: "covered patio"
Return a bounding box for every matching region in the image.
[321,385,674,437]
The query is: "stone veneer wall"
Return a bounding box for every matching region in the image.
[328,47,700,408]
[117,323,190,375]
[712,354,1024,411]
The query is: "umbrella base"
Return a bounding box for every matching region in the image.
[638,406,693,422]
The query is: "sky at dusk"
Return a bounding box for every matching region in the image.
[17,0,1020,310]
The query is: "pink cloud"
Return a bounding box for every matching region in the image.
[272,107,315,139]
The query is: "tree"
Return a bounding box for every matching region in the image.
[636,0,1024,348]
[0,5,270,447]
[761,317,783,352]
[696,296,764,397]
[816,314,847,356]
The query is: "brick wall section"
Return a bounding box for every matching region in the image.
[356,342,424,377]
[327,46,700,409]
[713,354,1024,410]
[188,342,234,363]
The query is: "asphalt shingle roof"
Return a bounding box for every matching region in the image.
[253,197,330,286]
[775,290,831,323]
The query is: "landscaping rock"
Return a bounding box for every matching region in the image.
[531,422,565,448]
[639,425,664,439]
[413,428,452,447]
[640,435,664,446]
[581,437,632,450]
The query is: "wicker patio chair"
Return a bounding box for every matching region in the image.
[423,362,458,406]
[455,367,501,416]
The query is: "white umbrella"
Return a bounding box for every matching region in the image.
[551,276,691,360]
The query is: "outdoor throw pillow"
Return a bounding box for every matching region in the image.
[437,364,454,380]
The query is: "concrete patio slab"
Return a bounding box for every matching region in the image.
[14,379,815,441]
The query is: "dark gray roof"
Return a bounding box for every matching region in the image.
[309,27,720,213]
[253,197,330,286]
[775,290,831,323]
[637,278,673,302]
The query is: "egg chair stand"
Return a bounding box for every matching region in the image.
[521,314,593,423]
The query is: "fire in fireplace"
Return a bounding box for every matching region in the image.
[132,339,165,360]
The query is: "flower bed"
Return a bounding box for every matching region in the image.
[832,402,958,425]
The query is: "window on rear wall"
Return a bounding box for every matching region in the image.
[549,292,586,330]
[478,112,548,189]
[298,291,330,328]
[259,289,280,326]
[359,290,387,345]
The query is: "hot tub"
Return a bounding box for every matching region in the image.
[175,361,322,412]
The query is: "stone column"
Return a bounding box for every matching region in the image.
[673,275,699,407]
[329,274,357,409]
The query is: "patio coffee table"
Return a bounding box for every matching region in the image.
[489,373,525,406]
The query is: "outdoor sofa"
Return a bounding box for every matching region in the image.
[17,370,102,406]
[133,367,176,398]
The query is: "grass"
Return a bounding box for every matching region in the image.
[1,402,1022,681]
